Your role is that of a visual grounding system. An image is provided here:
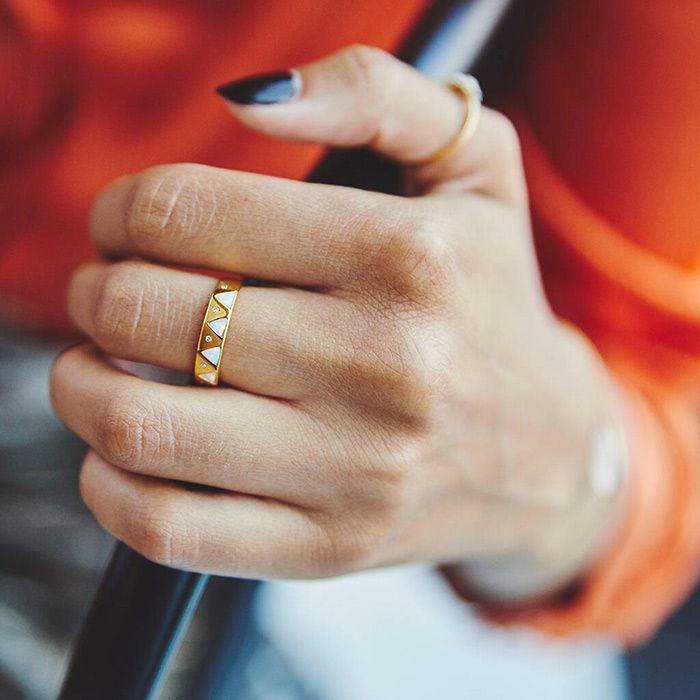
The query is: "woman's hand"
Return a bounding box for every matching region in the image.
[51,47,624,597]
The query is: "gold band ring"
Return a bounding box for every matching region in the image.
[416,73,483,165]
[194,277,243,386]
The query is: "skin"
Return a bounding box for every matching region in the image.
[51,46,626,599]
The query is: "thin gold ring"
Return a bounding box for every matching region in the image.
[416,73,483,165]
[194,278,243,386]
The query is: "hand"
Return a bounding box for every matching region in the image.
[52,47,624,595]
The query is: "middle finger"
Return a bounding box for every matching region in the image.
[90,164,403,291]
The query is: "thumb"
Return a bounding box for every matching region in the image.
[216,45,526,206]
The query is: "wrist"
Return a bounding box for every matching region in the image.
[449,323,630,605]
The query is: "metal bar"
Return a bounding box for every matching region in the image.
[58,2,514,698]
[59,543,208,699]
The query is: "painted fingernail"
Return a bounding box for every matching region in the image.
[216,69,301,105]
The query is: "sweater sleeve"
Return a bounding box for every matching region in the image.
[468,382,700,646]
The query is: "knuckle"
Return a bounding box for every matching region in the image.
[125,164,201,246]
[368,211,456,306]
[488,110,522,165]
[309,520,376,576]
[303,439,428,577]
[338,323,446,426]
[97,392,172,470]
[369,437,422,500]
[97,392,141,467]
[132,498,194,568]
[352,462,411,526]
[340,44,394,107]
[92,262,148,351]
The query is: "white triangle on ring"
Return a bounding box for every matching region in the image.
[198,372,217,385]
[201,346,221,366]
[208,318,228,338]
[214,291,236,310]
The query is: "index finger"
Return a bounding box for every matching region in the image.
[221,46,525,204]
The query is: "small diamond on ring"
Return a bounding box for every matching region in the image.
[213,306,220,312]
[205,335,212,342]
[221,284,228,289]
[200,363,206,368]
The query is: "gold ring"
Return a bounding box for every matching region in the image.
[416,73,483,165]
[194,278,243,386]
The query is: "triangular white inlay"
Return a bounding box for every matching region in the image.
[198,372,217,384]
[214,291,236,310]
[208,318,228,338]
[201,346,221,366]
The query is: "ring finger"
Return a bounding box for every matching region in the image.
[69,259,356,400]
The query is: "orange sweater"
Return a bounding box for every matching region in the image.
[501,0,700,644]
[0,0,425,328]
[2,0,699,645]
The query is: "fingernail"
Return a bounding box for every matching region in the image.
[216,69,301,105]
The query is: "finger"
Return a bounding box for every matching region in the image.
[80,451,333,578]
[69,260,354,400]
[217,45,525,204]
[90,162,415,290]
[68,260,443,424]
[51,345,334,506]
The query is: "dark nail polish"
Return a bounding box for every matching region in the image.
[216,69,300,105]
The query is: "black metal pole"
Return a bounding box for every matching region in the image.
[58,2,515,698]
[59,543,207,700]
